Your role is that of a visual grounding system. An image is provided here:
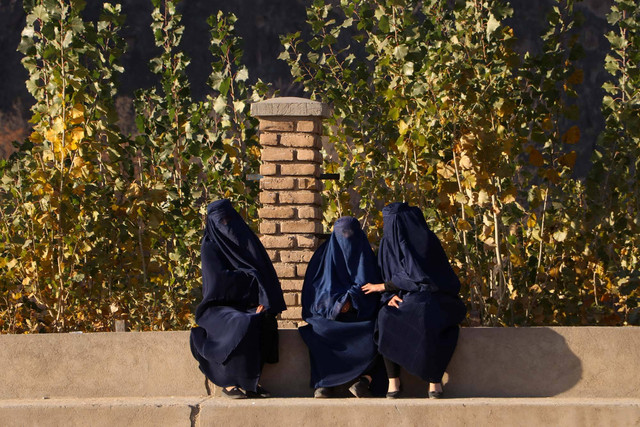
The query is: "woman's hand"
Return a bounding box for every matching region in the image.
[256,305,265,313]
[362,283,385,294]
[387,295,403,308]
[340,298,352,313]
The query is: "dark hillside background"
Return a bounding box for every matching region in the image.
[0,0,613,176]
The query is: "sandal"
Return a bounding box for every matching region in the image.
[246,385,271,398]
[222,386,247,399]
[349,377,372,398]
[386,384,402,399]
[314,387,332,398]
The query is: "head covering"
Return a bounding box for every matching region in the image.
[202,199,286,314]
[378,202,461,295]
[302,216,381,320]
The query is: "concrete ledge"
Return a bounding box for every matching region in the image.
[0,397,202,427]
[1,327,638,399]
[198,398,640,427]
[250,97,331,118]
[0,398,638,427]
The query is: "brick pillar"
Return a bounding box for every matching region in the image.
[250,97,330,327]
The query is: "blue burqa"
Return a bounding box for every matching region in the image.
[299,217,384,391]
[376,202,466,383]
[190,199,286,392]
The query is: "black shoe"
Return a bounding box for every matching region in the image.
[349,377,372,398]
[386,385,402,399]
[428,390,444,399]
[246,385,271,398]
[222,386,248,399]
[314,387,332,398]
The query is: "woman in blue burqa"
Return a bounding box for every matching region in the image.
[299,216,386,398]
[190,199,286,399]
[362,202,467,398]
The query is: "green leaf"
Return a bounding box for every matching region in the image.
[486,13,500,40]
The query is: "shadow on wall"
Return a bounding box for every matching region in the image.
[258,328,583,398]
[444,327,582,398]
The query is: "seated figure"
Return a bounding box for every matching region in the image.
[190,199,286,399]
[299,216,385,398]
[363,202,467,398]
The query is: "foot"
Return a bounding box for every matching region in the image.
[349,376,372,398]
[428,382,444,399]
[314,387,332,398]
[246,384,271,398]
[386,377,402,399]
[222,386,247,399]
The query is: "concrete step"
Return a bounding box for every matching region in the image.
[1,328,639,399]
[1,397,638,427]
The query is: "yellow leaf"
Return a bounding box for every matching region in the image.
[52,117,65,133]
[45,128,60,144]
[398,120,409,136]
[459,154,473,170]
[436,162,455,179]
[42,150,54,162]
[67,140,78,151]
[457,218,473,231]
[527,213,537,228]
[70,127,84,143]
[70,157,85,179]
[30,131,44,144]
[562,126,580,144]
[70,104,85,125]
[477,189,490,206]
[502,192,516,204]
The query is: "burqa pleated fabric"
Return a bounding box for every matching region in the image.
[376,202,466,383]
[190,199,286,392]
[299,216,384,390]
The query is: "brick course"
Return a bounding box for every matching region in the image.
[261,147,294,162]
[280,163,320,177]
[296,120,322,134]
[259,163,278,176]
[259,221,278,234]
[260,177,295,190]
[259,133,280,146]
[278,191,321,205]
[280,250,315,263]
[280,279,304,291]
[280,220,323,234]
[280,133,320,148]
[261,235,295,249]
[295,149,322,163]
[297,206,323,219]
[258,206,296,219]
[259,119,295,132]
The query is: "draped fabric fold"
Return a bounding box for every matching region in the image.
[190,199,285,392]
[376,202,466,383]
[299,217,385,391]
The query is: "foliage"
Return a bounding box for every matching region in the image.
[280,0,639,325]
[0,0,265,333]
[585,0,640,325]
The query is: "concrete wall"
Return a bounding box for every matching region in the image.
[1,327,638,400]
